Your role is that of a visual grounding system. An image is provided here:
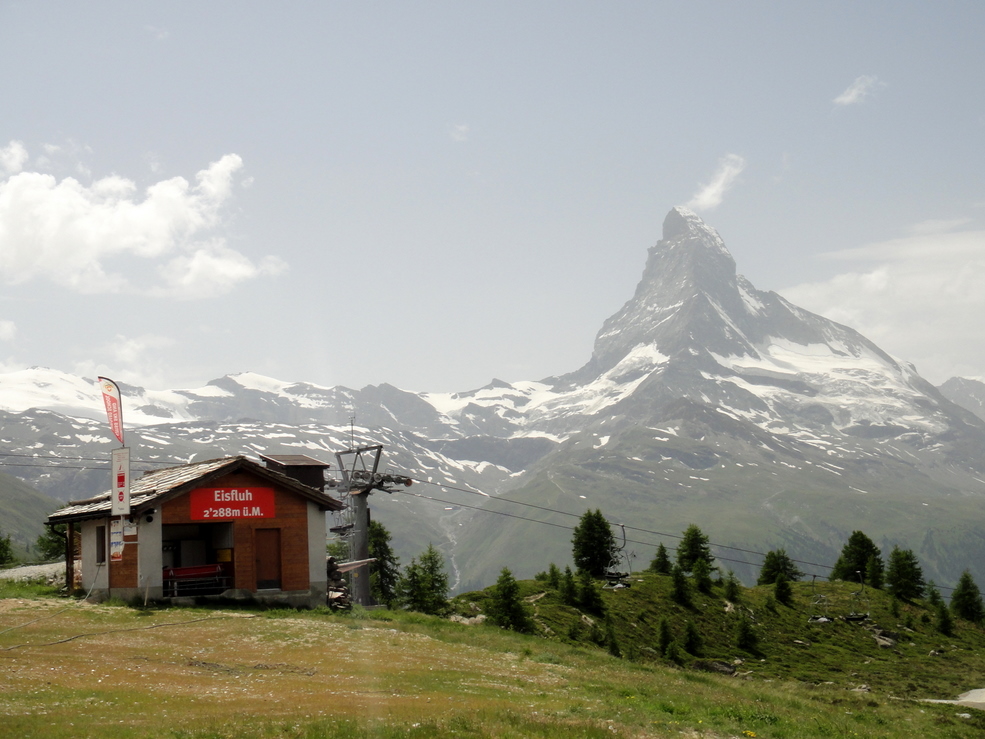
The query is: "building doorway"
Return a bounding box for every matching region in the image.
[255,528,281,590]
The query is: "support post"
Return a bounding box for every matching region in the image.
[65,522,75,593]
[350,491,371,606]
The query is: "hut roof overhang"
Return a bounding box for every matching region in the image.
[47,455,344,525]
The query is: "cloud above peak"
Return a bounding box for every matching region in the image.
[0,148,285,299]
[686,154,746,212]
[833,75,882,106]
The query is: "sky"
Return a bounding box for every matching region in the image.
[1,2,984,393]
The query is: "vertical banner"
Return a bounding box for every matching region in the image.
[110,518,124,562]
[111,446,131,516]
[98,376,125,446]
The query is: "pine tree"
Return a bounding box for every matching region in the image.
[546,563,562,589]
[571,509,618,578]
[683,620,702,655]
[487,567,533,633]
[735,615,757,651]
[396,543,449,616]
[831,531,882,583]
[692,558,713,594]
[950,570,985,623]
[885,546,925,601]
[676,524,713,573]
[670,564,690,606]
[604,615,621,658]
[368,520,401,607]
[723,570,741,602]
[936,601,954,636]
[35,525,66,562]
[926,580,942,607]
[0,528,13,566]
[865,552,884,590]
[560,566,578,605]
[774,574,793,606]
[657,617,672,656]
[649,543,671,574]
[577,568,606,615]
[757,549,803,585]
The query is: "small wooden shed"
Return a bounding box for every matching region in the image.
[47,455,343,607]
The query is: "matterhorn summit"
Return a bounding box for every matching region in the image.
[4,207,985,590]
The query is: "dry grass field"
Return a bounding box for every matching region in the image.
[2,588,985,738]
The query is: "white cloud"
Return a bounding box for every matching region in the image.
[450,124,469,142]
[686,154,746,211]
[0,320,15,341]
[72,334,178,389]
[833,75,881,106]
[0,150,284,298]
[0,141,28,175]
[781,224,985,383]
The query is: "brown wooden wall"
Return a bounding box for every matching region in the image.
[161,471,311,592]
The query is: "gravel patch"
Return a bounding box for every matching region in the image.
[0,562,65,582]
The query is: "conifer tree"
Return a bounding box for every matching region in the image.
[396,543,449,616]
[683,620,702,655]
[0,528,13,566]
[36,525,66,562]
[368,520,401,607]
[774,573,793,606]
[676,524,713,573]
[487,567,533,633]
[604,615,621,658]
[649,543,671,574]
[885,546,925,601]
[735,615,757,651]
[723,570,741,601]
[546,563,562,589]
[670,564,690,606]
[831,531,882,584]
[936,601,954,636]
[560,565,578,606]
[865,552,884,589]
[657,616,672,656]
[692,558,713,594]
[757,549,803,585]
[950,570,985,623]
[926,580,942,607]
[577,568,606,615]
[571,509,618,578]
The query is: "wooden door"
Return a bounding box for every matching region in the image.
[255,528,281,590]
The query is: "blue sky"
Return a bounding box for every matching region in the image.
[1,2,984,392]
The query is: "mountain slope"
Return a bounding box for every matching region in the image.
[4,207,985,591]
[451,208,985,588]
[0,470,61,560]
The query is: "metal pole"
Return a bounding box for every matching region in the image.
[350,491,371,606]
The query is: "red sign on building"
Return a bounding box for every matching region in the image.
[189,487,276,520]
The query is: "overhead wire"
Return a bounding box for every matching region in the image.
[402,477,958,594]
[3,452,956,593]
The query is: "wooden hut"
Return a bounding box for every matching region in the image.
[47,455,343,607]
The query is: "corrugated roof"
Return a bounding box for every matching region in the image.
[48,455,343,523]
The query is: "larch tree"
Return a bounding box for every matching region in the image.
[676,524,713,574]
[571,509,618,578]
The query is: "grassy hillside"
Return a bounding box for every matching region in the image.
[0,470,61,561]
[455,571,985,702]
[2,574,984,738]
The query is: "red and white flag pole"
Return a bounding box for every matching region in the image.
[98,377,130,516]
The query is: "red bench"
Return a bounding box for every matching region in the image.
[163,563,231,597]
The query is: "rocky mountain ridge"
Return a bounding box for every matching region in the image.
[3,207,985,589]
